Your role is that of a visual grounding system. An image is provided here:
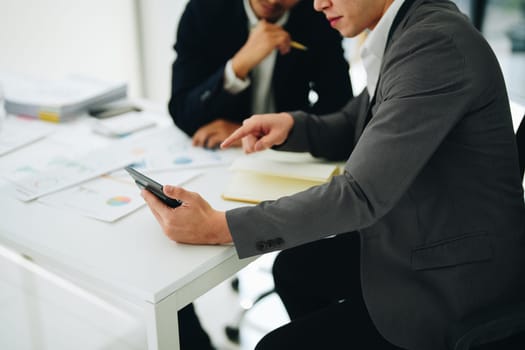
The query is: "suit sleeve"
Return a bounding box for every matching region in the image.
[275,90,369,160]
[168,1,249,136]
[227,29,473,258]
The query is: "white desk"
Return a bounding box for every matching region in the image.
[0,108,256,350]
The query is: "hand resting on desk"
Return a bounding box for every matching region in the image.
[192,119,241,149]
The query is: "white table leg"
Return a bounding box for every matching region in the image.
[144,294,180,350]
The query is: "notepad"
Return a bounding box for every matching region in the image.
[222,153,341,204]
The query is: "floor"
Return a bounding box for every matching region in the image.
[0,244,146,350]
[195,252,290,350]
[0,244,289,350]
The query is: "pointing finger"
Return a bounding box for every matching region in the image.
[221,125,252,149]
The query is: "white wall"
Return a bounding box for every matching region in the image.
[136,0,187,105]
[0,0,142,96]
[0,0,189,104]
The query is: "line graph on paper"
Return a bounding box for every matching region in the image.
[0,125,238,203]
[0,138,136,202]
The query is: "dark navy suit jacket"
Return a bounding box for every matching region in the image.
[168,0,352,136]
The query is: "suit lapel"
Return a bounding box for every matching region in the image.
[272,16,303,108]
[273,49,301,108]
[354,0,418,142]
[231,0,250,54]
[230,0,253,116]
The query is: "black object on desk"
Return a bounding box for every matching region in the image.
[125,166,182,208]
[89,102,142,119]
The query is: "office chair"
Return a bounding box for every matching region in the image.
[225,281,276,343]
[225,251,278,344]
[446,113,525,350]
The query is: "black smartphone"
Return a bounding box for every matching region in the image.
[89,104,142,119]
[124,166,182,208]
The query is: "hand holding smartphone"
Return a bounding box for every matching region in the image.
[125,166,182,208]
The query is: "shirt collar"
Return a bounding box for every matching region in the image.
[243,0,290,28]
[360,0,406,99]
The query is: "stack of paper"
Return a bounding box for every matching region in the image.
[0,72,127,122]
[222,153,341,204]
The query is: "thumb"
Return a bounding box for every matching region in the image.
[254,137,272,152]
[163,185,191,202]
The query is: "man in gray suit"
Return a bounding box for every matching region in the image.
[142,0,525,348]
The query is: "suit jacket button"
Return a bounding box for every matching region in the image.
[273,238,284,247]
[256,241,269,251]
[200,90,211,102]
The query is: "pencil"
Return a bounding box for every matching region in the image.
[290,40,308,51]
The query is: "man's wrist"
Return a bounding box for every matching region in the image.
[223,59,250,94]
[210,210,233,244]
[231,54,251,80]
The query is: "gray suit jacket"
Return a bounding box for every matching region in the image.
[226,1,525,348]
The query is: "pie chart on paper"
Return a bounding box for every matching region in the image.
[106,196,132,206]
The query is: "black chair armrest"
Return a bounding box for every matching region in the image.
[447,302,525,350]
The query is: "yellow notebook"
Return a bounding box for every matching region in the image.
[222,152,341,204]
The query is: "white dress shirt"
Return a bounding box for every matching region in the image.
[223,0,290,114]
[360,0,406,100]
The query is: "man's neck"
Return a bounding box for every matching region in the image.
[244,0,289,27]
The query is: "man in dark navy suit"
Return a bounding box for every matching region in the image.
[169,0,352,149]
